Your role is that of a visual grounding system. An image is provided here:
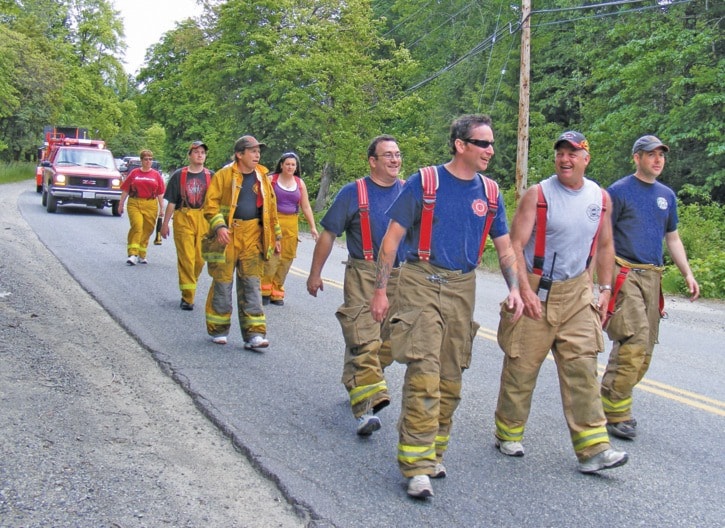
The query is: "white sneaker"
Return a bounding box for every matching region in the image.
[138,257,148,264]
[356,413,381,436]
[496,439,525,457]
[431,463,447,479]
[407,475,433,498]
[126,255,138,265]
[244,335,269,350]
[212,336,227,345]
[578,447,628,474]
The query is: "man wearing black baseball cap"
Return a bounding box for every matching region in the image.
[161,140,214,311]
[601,135,699,439]
[203,135,281,350]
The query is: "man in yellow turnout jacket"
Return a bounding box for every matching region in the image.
[203,135,281,350]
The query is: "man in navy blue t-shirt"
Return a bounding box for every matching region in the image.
[307,135,405,438]
[601,135,700,440]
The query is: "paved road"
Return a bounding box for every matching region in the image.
[11,181,725,527]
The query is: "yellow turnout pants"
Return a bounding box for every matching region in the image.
[126,197,158,258]
[172,207,208,304]
[262,213,299,301]
[205,219,266,340]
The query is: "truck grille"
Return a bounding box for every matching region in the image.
[68,176,112,188]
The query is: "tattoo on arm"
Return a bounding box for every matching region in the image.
[499,253,519,291]
[375,250,392,290]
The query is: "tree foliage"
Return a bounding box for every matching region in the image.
[0,0,722,203]
[0,0,133,161]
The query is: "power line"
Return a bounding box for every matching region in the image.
[401,0,694,96]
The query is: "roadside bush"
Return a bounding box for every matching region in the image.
[662,202,724,298]
[663,251,725,299]
[0,162,34,185]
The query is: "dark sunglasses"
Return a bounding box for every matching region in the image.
[463,138,495,149]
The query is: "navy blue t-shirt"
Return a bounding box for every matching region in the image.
[320,176,406,264]
[608,174,678,266]
[387,165,508,273]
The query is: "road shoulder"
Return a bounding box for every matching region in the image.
[0,180,306,526]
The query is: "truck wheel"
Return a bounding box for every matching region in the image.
[111,201,121,217]
[46,193,58,213]
[41,188,48,207]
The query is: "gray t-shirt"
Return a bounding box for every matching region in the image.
[523,175,603,281]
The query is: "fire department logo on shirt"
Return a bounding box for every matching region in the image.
[657,197,668,210]
[586,203,601,222]
[472,198,488,217]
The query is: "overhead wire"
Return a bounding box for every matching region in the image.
[478,0,506,112]
[399,0,694,96]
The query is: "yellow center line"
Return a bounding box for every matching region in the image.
[293,266,724,417]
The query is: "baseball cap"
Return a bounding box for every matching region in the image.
[234,135,266,152]
[632,135,669,155]
[188,140,207,154]
[554,131,589,152]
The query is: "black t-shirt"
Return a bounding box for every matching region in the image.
[163,168,213,209]
[233,172,261,220]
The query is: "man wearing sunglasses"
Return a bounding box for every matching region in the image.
[370,115,523,498]
[493,131,629,475]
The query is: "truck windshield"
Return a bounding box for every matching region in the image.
[56,148,115,169]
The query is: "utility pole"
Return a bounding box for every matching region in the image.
[515,0,531,202]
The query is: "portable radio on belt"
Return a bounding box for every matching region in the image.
[537,253,557,302]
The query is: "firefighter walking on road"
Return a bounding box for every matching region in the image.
[118,149,165,265]
[203,136,281,350]
[601,135,699,439]
[493,131,628,475]
[307,135,405,438]
[370,115,522,499]
[161,140,214,311]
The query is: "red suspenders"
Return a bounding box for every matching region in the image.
[604,265,666,327]
[417,166,499,264]
[356,178,375,261]
[532,183,606,276]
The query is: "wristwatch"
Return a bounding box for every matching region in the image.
[599,284,612,292]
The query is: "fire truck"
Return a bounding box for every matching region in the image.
[39,127,123,216]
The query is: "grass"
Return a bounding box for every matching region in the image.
[0,162,35,185]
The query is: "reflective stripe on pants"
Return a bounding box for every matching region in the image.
[173,207,208,304]
[126,197,158,257]
[205,219,266,340]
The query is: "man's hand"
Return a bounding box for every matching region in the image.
[370,289,389,323]
[504,289,525,323]
[216,226,230,245]
[596,289,611,320]
[521,288,543,320]
[307,274,324,297]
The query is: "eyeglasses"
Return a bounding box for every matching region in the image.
[142,157,153,160]
[375,152,403,160]
[462,138,495,149]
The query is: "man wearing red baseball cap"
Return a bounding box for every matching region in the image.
[494,130,629,474]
